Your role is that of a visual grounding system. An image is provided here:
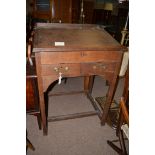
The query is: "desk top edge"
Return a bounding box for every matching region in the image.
[34,23,106,30]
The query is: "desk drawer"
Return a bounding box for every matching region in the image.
[41,63,81,77]
[40,51,122,64]
[81,62,116,75]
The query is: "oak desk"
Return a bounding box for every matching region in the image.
[32,23,123,135]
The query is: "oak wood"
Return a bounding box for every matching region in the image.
[41,63,81,76]
[26,47,42,130]
[33,24,124,52]
[48,90,84,97]
[32,0,52,22]
[33,23,124,135]
[35,53,47,135]
[51,0,72,23]
[107,98,129,155]
[48,111,98,122]
[84,76,90,94]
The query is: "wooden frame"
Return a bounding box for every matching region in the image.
[32,23,124,135]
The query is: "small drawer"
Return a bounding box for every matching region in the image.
[81,62,116,75]
[41,63,81,77]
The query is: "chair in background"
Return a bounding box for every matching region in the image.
[107,68,129,155]
[107,96,129,155]
[95,41,128,129]
[26,31,42,130]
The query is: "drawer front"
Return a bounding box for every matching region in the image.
[41,63,81,77]
[40,51,122,64]
[81,62,117,75]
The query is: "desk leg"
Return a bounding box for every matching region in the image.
[84,76,94,94]
[35,53,47,135]
[39,93,47,135]
[101,76,118,125]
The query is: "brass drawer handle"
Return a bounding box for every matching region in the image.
[64,66,69,71]
[53,66,69,72]
[54,67,59,72]
[93,64,106,69]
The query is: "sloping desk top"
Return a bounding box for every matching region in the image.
[33,23,123,52]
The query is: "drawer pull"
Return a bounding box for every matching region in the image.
[54,67,59,72]
[64,66,69,71]
[54,66,69,72]
[93,64,106,69]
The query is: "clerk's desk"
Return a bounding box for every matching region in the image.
[32,23,124,135]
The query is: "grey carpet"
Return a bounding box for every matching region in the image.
[27,76,125,155]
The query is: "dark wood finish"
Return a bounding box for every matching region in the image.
[32,23,124,135]
[87,75,95,94]
[93,9,112,25]
[116,66,129,136]
[51,0,72,23]
[71,0,80,23]
[83,0,94,24]
[92,2,129,42]
[122,66,129,104]
[87,93,102,118]
[107,68,129,155]
[48,90,84,96]
[84,76,91,94]
[32,0,52,22]
[107,97,129,155]
[35,53,47,134]
[26,41,42,130]
[48,111,98,122]
[26,77,38,112]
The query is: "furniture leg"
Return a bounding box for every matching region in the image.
[84,76,90,94]
[88,76,95,94]
[39,93,47,135]
[107,97,129,155]
[116,109,123,136]
[35,53,47,135]
[63,78,67,84]
[101,76,118,125]
[84,76,94,94]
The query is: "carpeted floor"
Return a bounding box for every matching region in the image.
[27,76,126,155]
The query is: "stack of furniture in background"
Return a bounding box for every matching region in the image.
[26,29,42,130]
[93,1,128,42]
[107,67,129,155]
[26,0,94,24]
[26,27,42,151]
[26,0,129,42]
